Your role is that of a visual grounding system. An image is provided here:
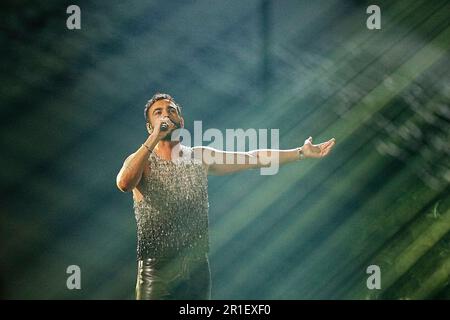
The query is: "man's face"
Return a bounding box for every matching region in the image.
[147,99,183,140]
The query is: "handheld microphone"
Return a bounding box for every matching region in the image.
[160,122,169,131]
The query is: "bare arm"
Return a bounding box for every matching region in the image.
[194,136,336,176]
[116,134,159,192]
[116,116,177,192]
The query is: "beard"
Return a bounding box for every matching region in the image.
[161,133,174,141]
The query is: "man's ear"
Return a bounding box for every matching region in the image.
[180,117,185,128]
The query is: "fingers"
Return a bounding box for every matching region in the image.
[161,116,176,129]
[325,138,336,144]
[318,140,333,148]
[325,140,335,149]
[307,136,336,146]
[313,138,335,156]
[322,139,336,156]
[154,116,166,128]
[304,136,336,157]
[321,138,336,148]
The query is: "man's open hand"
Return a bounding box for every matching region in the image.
[302,136,336,159]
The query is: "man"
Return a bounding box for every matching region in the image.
[116,92,336,300]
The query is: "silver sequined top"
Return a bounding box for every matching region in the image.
[133,144,210,260]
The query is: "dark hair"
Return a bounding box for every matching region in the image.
[144,92,182,123]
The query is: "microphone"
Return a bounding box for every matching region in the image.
[160,122,169,131]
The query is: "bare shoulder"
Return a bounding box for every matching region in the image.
[122,151,151,168]
[191,146,217,173]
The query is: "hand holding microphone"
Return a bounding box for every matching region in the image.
[160,122,169,131]
[151,116,178,140]
[159,116,175,132]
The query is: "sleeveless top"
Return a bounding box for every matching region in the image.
[133,144,210,260]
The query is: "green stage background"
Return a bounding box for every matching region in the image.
[1,0,449,299]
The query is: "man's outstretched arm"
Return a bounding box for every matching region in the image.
[193,136,336,175]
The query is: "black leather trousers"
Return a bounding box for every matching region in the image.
[135,253,211,300]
